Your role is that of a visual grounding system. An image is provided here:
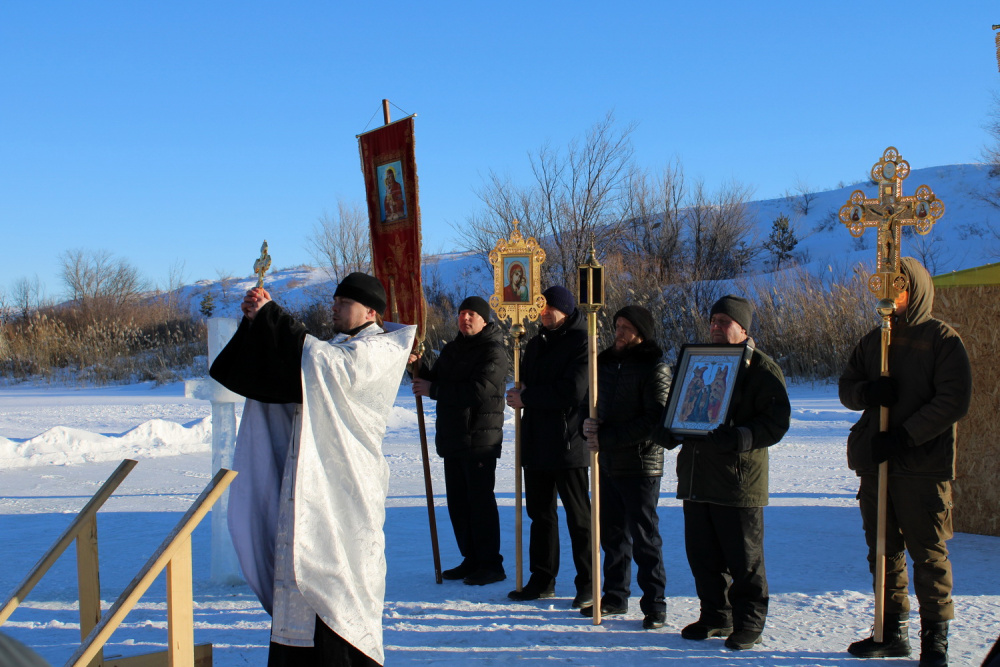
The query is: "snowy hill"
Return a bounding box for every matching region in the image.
[173,163,1000,318]
[749,163,1000,277]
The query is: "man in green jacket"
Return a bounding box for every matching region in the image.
[669,295,790,651]
[840,257,972,667]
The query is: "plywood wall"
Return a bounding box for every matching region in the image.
[935,284,1000,537]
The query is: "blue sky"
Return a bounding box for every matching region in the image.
[2,1,998,300]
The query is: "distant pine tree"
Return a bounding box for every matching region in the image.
[765,214,798,270]
[199,292,216,318]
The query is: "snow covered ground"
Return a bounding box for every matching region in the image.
[1,380,998,666]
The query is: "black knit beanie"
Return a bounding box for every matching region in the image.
[334,272,387,314]
[710,295,754,332]
[459,296,492,322]
[542,285,576,316]
[613,305,655,343]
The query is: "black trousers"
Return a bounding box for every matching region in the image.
[683,501,768,632]
[267,616,379,666]
[443,451,503,572]
[600,472,667,614]
[523,467,592,593]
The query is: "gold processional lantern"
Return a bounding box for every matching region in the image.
[577,236,604,624]
[577,239,605,312]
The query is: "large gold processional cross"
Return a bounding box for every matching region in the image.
[838,146,944,300]
[837,146,944,642]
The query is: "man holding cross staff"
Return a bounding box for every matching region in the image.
[838,147,972,667]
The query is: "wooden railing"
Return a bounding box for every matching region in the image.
[67,468,237,667]
[0,460,237,667]
[1,459,138,667]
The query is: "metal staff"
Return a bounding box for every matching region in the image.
[578,239,605,625]
[389,277,442,584]
[409,344,443,584]
[873,298,894,638]
[511,323,526,591]
[838,146,944,641]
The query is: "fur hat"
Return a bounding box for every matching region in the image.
[710,295,754,332]
[334,272,387,314]
[459,296,492,323]
[613,305,655,343]
[542,285,576,316]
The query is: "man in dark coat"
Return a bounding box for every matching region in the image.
[663,295,790,651]
[580,305,671,629]
[840,257,972,667]
[505,285,592,607]
[412,296,509,586]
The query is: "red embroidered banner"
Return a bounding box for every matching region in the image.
[358,116,425,338]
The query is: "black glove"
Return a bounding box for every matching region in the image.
[863,377,898,408]
[871,429,910,464]
[652,421,681,450]
[707,424,740,452]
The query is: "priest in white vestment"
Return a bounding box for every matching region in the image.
[210,272,414,667]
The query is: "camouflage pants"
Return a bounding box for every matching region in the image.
[857,475,954,622]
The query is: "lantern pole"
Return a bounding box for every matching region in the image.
[578,236,604,625]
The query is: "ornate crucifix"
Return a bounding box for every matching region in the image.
[253,240,271,290]
[838,146,944,642]
[839,146,944,301]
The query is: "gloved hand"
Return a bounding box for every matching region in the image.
[863,376,899,408]
[707,424,740,452]
[871,429,910,464]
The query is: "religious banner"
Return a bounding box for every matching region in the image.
[359,108,441,584]
[358,115,425,336]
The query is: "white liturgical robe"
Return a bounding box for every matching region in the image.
[227,321,415,665]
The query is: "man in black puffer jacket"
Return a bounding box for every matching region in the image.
[505,286,592,607]
[412,296,509,586]
[580,305,671,629]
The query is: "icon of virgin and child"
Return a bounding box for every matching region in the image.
[502,259,529,302]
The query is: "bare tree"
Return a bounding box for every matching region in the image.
[537,113,637,285]
[215,269,237,301]
[307,199,372,284]
[814,208,842,234]
[983,91,1000,180]
[0,286,9,326]
[10,275,48,319]
[618,161,686,283]
[59,249,147,309]
[784,178,818,217]
[683,179,758,283]
[159,260,189,313]
[454,112,637,289]
[453,172,541,273]
[904,229,959,275]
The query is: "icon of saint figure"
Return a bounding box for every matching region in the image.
[383,168,406,222]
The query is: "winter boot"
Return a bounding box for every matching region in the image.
[847,612,911,658]
[918,620,948,667]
